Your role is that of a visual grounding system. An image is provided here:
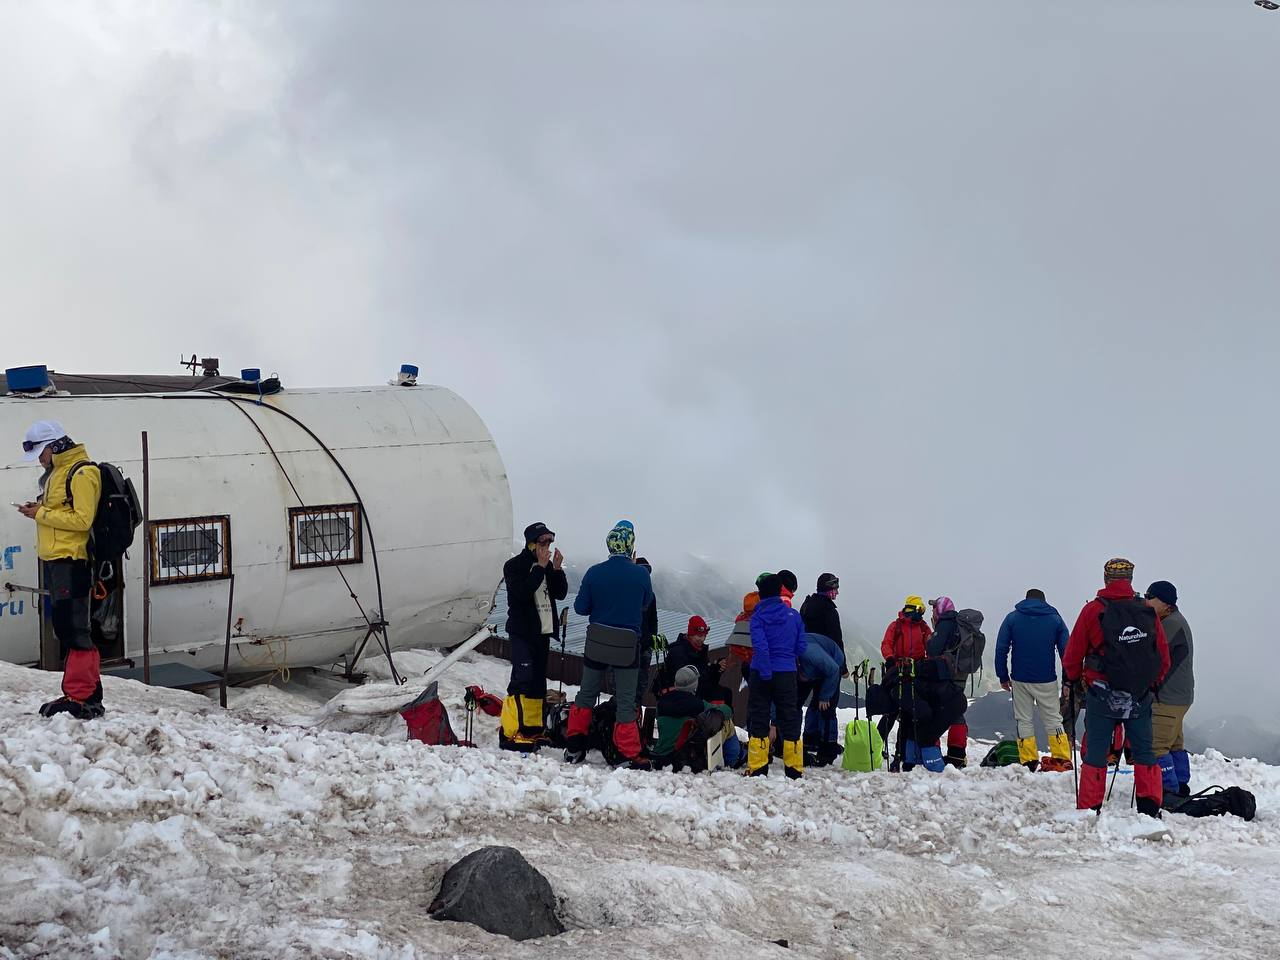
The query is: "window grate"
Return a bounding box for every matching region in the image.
[288,504,362,569]
[149,516,231,585]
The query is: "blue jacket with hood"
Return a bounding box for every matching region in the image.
[749,597,807,679]
[995,598,1069,684]
[798,633,845,702]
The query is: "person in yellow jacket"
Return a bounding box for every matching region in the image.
[15,420,104,719]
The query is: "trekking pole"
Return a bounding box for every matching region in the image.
[852,660,863,770]
[908,658,921,770]
[1106,744,1122,803]
[868,665,879,769]
[1068,683,1079,804]
[557,608,568,695]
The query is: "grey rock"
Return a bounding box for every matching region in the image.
[429,846,563,941]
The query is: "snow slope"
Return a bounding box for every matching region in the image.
[1,653,1278,959]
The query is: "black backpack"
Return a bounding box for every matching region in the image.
[945,609,987,678]
[1168,785,1256,821]
[1093,597,1162,694]
[66,461,142,565]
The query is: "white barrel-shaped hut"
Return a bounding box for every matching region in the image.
[0,369,512,676]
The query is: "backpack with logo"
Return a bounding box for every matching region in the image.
[1092,598,1162,694]
[65,461,142,565]
[944,609,986,679]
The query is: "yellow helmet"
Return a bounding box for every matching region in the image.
[903,595,925,614]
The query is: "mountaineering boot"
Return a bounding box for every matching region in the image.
[1017,736,1040,772]
[38,697,103,720]
[563,703,592,764]
[1172,749,1191,796]
[1135,796,1163,819]
[944,745,967,769]
[903,740,921,768]
[1078,762,1107,812]
[815,741,842,767]
[919,745,945,773]
[1157,752,1179,798]
[945,723,968,768]
[782,739,804,780]
[499,696,541,753]
[745,736,770,777]
[1134,763,1164,818]
[612,721,650,770]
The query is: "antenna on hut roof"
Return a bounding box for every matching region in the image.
[179,355,220,377]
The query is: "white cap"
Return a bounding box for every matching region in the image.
[22,420,65,461]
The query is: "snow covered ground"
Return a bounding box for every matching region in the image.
[2,651,1278,959]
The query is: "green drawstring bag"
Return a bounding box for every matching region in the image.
[841,719,885,773]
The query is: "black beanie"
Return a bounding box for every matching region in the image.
[757,574,783,599]
[777,569,798,593]
[1146,581,1178,606]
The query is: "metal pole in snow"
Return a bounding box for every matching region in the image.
[141,431,151,686]
[221,573,235,708]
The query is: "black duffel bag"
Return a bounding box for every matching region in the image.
[1168,785,1256,821]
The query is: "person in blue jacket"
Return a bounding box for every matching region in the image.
[565,520,655,768]
[798,632,845,766]
[995,588,1072,771]
[746,574,807,779]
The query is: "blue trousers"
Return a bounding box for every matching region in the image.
[1083,686,1155,767]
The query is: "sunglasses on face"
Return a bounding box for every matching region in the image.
[537,537,555,546]
[21,439,45,452]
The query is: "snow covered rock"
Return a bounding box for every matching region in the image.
[429,845,563,941]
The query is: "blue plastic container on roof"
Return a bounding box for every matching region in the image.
[5,365,52,391]
[240,368,261,383]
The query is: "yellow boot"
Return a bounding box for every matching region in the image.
[1017,736,1040,771]
[745,736,771,777]
[782,739,804,780]
[499,696,539,752]
[518,695,545,739]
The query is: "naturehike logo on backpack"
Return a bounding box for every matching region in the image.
[1094,598,1161,695]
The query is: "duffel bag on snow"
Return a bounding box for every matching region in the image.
[981,739,1022,768]
[1168,785,1256,821]
[841,719,885,773]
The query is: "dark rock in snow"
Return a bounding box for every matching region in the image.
[429,845,563,941]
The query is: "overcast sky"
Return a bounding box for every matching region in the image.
[2,2,1277,719]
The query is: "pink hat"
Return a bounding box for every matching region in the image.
[930,596,955,615]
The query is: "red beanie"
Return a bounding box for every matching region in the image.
[687,615,708,635]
